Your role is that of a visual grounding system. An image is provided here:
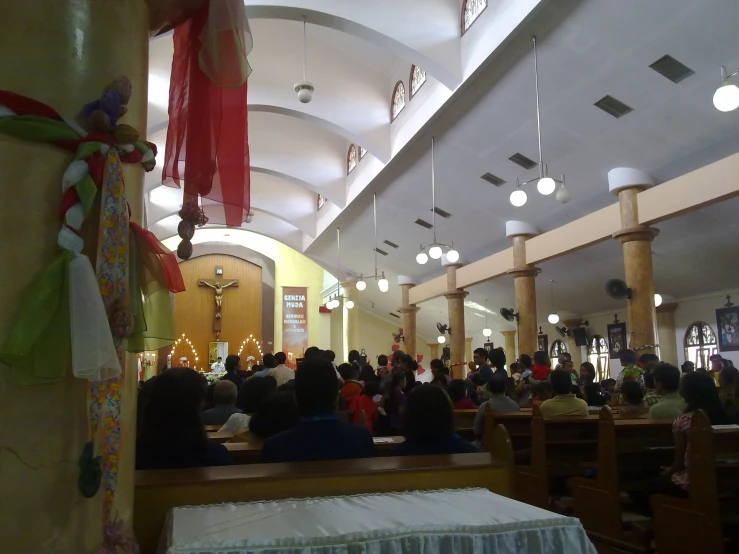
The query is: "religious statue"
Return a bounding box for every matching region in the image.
[199,279,238,319]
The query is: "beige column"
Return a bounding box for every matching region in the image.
[465,337,473,368]
[501,330,517,364]
[399,277,419,359]
[561,319,584,367]
[0,2,149,551]
[342,282,359,353]
[506,221,540,357]
[609,169,659,354]
[656,302,679,366]
[444,263,468,379]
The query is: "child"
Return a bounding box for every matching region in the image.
[448,379,477,409]
[601,378,616,403]
[349,380,379,435]
[339,363,363,405]
[530,381,553,409]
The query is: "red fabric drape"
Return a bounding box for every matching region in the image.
[130,223,186,293]
[161,4,250,227]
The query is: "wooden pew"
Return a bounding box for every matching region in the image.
[652,411,739,554]
[481,409,535,451]
[203,424,221,432]
[571,406,674,551]
[134,451,511,553]
[455,409,478,441]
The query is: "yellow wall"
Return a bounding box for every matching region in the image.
[354,310,433,366]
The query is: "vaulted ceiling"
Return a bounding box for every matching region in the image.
[146,0,739,341]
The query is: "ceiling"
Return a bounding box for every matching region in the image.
[145,0,739,342]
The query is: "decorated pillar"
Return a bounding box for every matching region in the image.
[609,168,659,354]
[501,330,517,364]
[656,302,679,366]
[0,1,150,551]
[506,221,541,357]
[561,318,584,367]
[342,281,360,353]
[398,276,419,359]
[444,260,468,379]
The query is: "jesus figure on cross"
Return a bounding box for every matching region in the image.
[199,280,238,319]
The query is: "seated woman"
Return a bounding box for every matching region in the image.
[219,375,277,432]
[391,385,479,457]
[136,367,232,470]
[618,380,649,417]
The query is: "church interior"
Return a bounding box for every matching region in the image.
[2,1,739,553]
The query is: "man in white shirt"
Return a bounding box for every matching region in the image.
[210,356,225,374]
[267,351,295,386]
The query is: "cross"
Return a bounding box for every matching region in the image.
[199,278,239,332]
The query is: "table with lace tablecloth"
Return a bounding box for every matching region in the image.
[160,488,597,554]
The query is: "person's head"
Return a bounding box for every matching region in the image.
[323,350,336,363]
[447,379,469,403]
[652,363,680,395]
[680,371,729,424]
[644,370,655,390]
[377,354,388,367]
[579,362,596,384]
[391,370,406,390]
[584,383,607,406]
[430,359,447,376]
[710,354,723,372]
[639,353,660,372]
[533,351,550,367]
[303,346,322,360]
[510,362,521,374]
[338,362,358,382]
[549,369,572,395]
[359,364,377,383]
[563,360,574,373]
[138,367,208,453]
[681,360,695,373]
[248,391,300,439]
[518,354,532,369]
[403,385,455,441]
[348,350,360,364]
[213,380,238,406]
[225,354,240,372]
[236,375,277,413]
[621,380,644,406]
[473,348,489,367]
[217,356,222,362]
[602,378,616,393]
[486,375,508,395]
[488,348,506,370]
[274,351,287,365]
[532,381,553,401]
[294,358,339,416]
[618,349,637,367]
[362,380,380,398]
[559,352,572,363]
[262,353,276,369]
[719,366,739,388]
[391,350,405,368]
[401,354,417,372]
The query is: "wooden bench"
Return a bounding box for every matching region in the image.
[571,406,674,551]
[204,424,221,432]
[481,409,535,450]
[652,411,739,554]
[134,449,512,553]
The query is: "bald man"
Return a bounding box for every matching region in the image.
[202,380,242,426]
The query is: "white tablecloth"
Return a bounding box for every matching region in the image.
[161,488,596,554]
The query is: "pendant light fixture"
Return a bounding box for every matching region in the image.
[713,66,739,112]
[355,193,389,293]
[324,228,353,310]
[510,36,569,206]
[294,16,314,104]
[482,299,492,337]
[416,137,459,264]
[547,279,560,324]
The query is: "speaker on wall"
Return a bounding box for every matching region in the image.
[572,327,588,346]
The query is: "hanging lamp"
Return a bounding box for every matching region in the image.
[510,36,569,207]
[355,193,389,293]
[416,137,459,264]
[547,279,559,324]
[714,66,739,112]
[324,228,353,309]
[294,17,314,103]
[482,298,492,337]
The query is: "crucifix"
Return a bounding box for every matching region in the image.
[199,278,239,331]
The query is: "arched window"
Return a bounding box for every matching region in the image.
[359,146,367,159]
[410,65,426,98]
[462,0,488,34]
[347,144,357,175]
[588,335,610,382]
[391,81,406,121]
[550,340,568,368]
[683,321,717,370]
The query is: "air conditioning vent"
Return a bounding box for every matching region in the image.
[415,218,433,229]
[374,248,388,256]
[508,153,537,170]
[649,55,694,84]
[383,240,399,249]
[481,172,506,186]
[594,95,633,118]
[389,312,400,318]
[433,206,451,219]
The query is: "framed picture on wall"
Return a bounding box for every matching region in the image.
[606,323,627,358]
[483,341,495,356]
[537,334,548,354]
[716,307,739,352]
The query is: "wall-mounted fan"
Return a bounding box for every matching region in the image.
[555,325,568,337]
[392,330,404,343]
[436,322,451,335]
[500,308,519,322]
[606,279,632,300]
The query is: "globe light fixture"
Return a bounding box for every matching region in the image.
[446,249,460,263]
[483,328,492,337]
[378,277,389,292]
[357,194,393,291]
[555,182,571,203]
[345,300,355,309]
[714,67,739,112]
[416,251,429,265]
[548,313,560,324]
[437,335,446,344]
[356,278,366,291]
[547,279,559,326]
[537,176,556,195]
[510,188,527,207]
[654,293,663,308]
[429,245,443,259]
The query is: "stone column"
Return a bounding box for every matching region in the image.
[444,261,468,379]
[398,276,419,360]
[0,2,149,551]
[342,282,359,353]
[465,337,473,368]
[609,168,659,354]
[562,319,584,367]
[656,302,679,366]
[501,330,517,364]
[506,221,541,357]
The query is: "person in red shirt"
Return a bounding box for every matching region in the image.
[349,380,380,435]
[448,379,477,409]
[531,350,552,381]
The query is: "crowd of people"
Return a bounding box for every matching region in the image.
[136,343,739,512]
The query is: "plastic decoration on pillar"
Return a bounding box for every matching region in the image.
[162,0,253,260]
[0,81,186,552]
